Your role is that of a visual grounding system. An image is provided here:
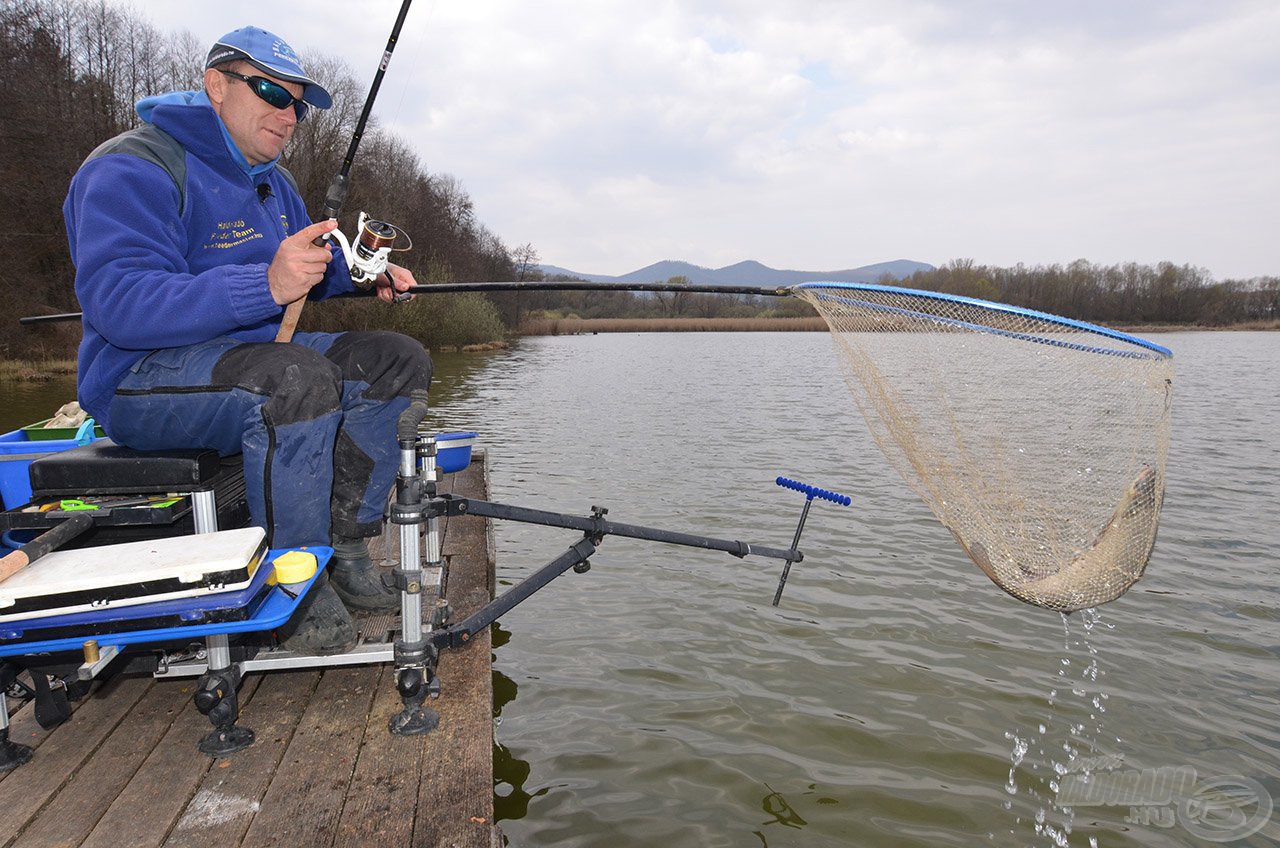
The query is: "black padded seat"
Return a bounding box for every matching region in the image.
[29,439,233,497]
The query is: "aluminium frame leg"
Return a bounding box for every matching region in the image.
[390,434,440,735]
[194,633,254,756]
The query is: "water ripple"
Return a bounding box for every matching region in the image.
[425,332,1280,848]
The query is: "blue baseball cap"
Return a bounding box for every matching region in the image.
[206,26,333,109]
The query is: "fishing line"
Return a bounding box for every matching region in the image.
[389,0,437,129]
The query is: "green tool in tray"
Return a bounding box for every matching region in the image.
[21,418,106,441]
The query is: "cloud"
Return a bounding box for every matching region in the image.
[122,0,1279,277]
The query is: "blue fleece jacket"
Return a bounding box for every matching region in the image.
[63,92,353,432]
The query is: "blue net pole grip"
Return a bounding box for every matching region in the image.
[775,477,851,506]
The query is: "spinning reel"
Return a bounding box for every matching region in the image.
[328,213,412,288]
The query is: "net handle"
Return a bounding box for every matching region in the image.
[795,281,1173,359]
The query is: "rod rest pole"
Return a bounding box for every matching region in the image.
[396,389,431,444]
[434,537,598,650]
[434,496,802,564]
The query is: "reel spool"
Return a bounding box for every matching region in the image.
[330,212,413,288]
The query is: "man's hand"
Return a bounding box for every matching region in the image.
[376,262,417,304]
[268,219,338,305]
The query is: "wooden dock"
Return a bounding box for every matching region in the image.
[0,453,501,848]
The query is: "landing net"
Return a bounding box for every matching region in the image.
[796,283,1173,612]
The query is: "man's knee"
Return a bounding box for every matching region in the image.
[211,343,343,425]
[324,331,433,401]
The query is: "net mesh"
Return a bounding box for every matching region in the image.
[797,284,1173,612]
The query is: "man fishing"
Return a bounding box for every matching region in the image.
[62,26,432,654]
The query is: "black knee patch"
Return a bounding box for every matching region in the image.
[330,429,379,538]
[324,331,433,401]
[212,343,343,425]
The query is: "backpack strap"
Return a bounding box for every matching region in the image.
[84,124,189,214]
[85,125,303,217]
[274,163,300,197]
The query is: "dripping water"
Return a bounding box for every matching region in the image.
[1001,607,1115,847]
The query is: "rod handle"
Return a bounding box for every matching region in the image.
[0,512,95,584]
[275,299,304,343]
[775,477,851,506]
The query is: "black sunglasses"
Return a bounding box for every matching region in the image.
[219,69,309,122]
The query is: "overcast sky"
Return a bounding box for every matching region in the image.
[121,0,1276,280]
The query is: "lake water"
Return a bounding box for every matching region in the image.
[424,331,1279,848]
[3,331,1276,847]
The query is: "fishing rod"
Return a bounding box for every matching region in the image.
[399,281,792,297]
[18,281,794,326]
[275,0,414,344]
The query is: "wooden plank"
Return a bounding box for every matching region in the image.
[0,674,152,847]
[329,664,423,848]
[163,670,319,848]
[412,634,496,847]
[9,678,193,848]
[413,456,499,848]
[330,453,500,848]
[0,674,89,787]
[80,675,263,848]
[236,665,381,848]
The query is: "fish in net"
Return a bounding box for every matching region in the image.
[796,283,1173,613]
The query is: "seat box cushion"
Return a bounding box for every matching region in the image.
[29,439,225,495]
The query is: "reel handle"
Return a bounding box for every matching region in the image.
[775,477,851,506]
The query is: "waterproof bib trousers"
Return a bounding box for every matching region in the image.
[105,330,433,547]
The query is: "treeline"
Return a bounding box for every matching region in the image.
[900,260,1279,327]
[512,261,1279,331]
[1,0,512,359]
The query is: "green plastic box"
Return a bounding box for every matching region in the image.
[20,418,106,441]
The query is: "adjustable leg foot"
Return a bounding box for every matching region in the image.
[193,667,254,757]
[198,724,255,757]
[0,729,33,772]
[0,667,34,771]
[389,666,439,736]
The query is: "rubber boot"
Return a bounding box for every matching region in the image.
[330,536,400,613]
[277,572,358,655]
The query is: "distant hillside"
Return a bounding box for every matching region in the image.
[538,259,935,286]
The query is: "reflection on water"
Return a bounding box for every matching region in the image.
[427,331,1279,848]
[493,621,542,821]
[0,376,80,434]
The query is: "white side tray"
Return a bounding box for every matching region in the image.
[0,527,267,621]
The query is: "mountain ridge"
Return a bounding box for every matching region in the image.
[537,259,934,286]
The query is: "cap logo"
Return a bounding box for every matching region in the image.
[271,38,302,70]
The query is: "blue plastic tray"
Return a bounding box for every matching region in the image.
[0,547,330,657]
[0,541,287,641]
[0,420,101,510]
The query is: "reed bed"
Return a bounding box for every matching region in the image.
[0,358,78,381]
